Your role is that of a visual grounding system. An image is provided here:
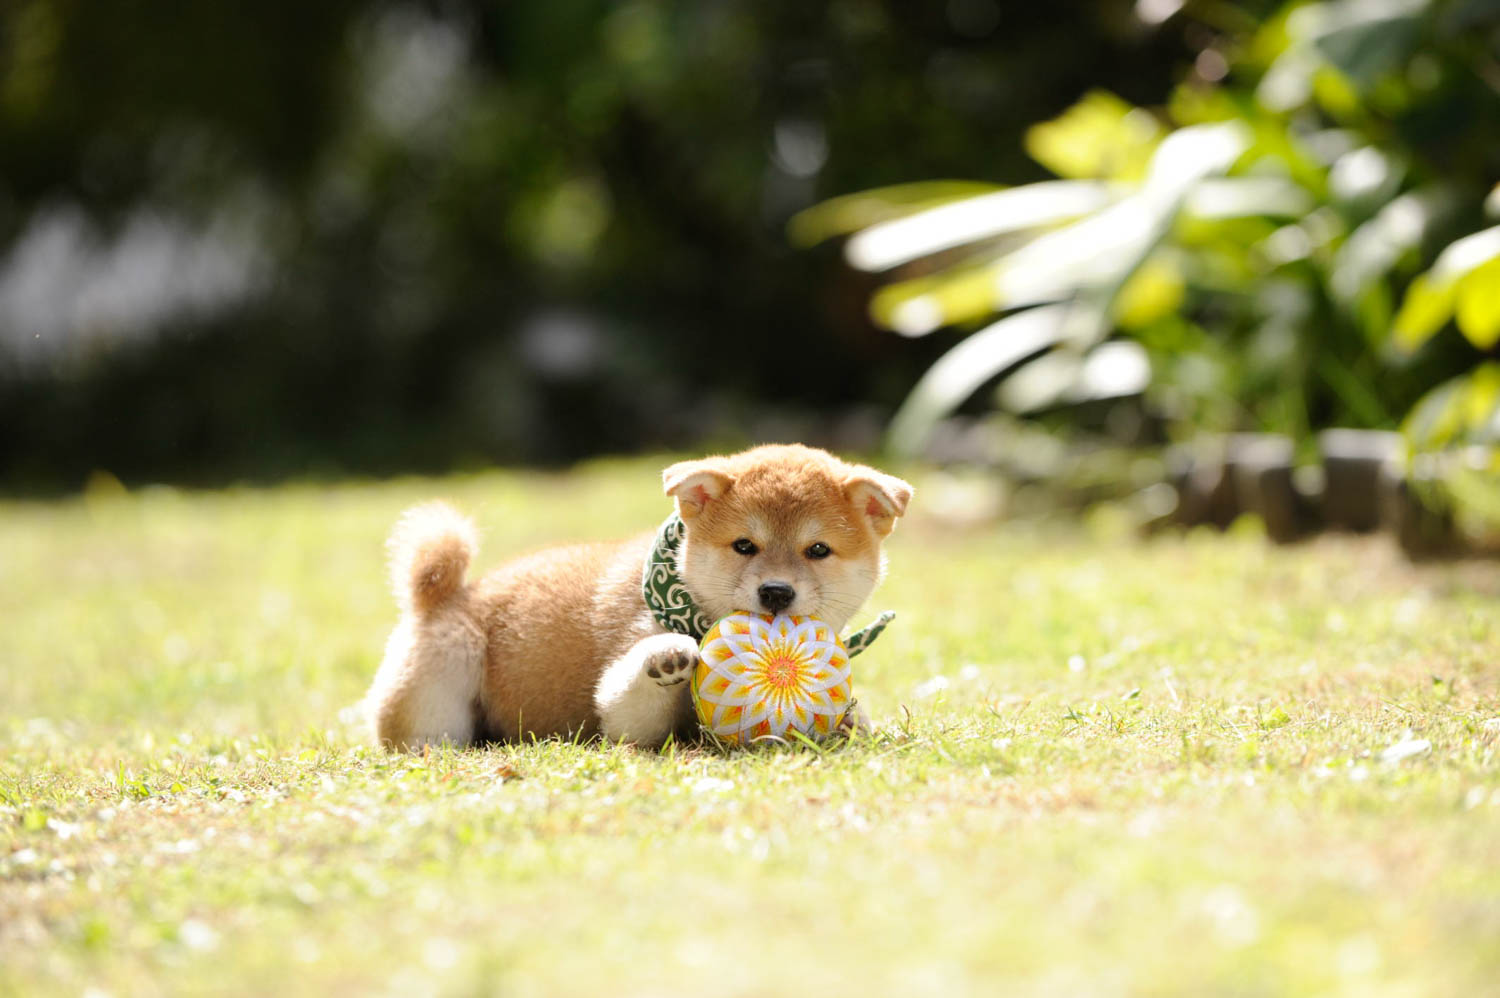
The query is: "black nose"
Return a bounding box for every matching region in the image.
[757,582,796,614]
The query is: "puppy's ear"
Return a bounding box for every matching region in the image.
[844,467,913,538]
[663,459,734,520]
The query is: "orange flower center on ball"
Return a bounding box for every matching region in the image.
[759,642,803,691]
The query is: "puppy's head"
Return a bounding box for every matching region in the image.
[663,444,912,632]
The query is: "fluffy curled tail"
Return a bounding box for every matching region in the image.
[387,502,478,616]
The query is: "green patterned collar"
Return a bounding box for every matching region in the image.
[641,512,892,657]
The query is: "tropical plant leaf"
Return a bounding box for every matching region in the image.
[1023,91,1163,181]
[886,304,1074,455]
[1391,224,1500,353]
[861,116,1248,338]
[1311,64,1363,118]
[1391,272,1457,353]
[1402,368,1477,453]
[870,263,1013,337]
[992,195,1162,308]
[1432,224,1500,282]
[1075,339,1151,399]
[994,339,1152,415]
[842,180,1116,272]
[1455,258,1500,350]
[1113,254,1186,330]
[1403,364,1500,530]
[1460,363,1500,439]
[1443,463,1500,530]
[1330,189,1443,305]
[868,190,1171,335]
[1142,122,1251,200]
[991,123,1248,313]
[1311,5,1422,91]
[1183,177,1314,219]
[786,181,1001,247]
[1258,43,1322,112]
[995,350,1082,413]
[1245,3,1301,72]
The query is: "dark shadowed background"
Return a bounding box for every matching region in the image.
[5,0,1498,512]
[0,0,1196,489]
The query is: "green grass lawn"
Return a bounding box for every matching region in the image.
[3,458,1499,997]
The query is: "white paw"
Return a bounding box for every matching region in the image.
[643,638,697,687]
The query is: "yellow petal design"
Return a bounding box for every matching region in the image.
[693,612,855,745]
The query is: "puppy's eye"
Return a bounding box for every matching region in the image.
[731,538,759,556]
[805,542,832,559]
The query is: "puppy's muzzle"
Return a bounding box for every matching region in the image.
[757,581,795,614]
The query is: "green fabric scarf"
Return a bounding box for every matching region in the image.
[641,511,893,656]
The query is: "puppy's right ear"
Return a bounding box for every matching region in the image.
[663,460,734,520]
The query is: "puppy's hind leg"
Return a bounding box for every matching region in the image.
[368,616,485,750]
[594,633,698,746]
[367,503,485,750]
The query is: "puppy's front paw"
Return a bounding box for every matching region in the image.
[644,638,697,687]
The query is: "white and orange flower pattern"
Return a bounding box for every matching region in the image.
[692,612,854,745]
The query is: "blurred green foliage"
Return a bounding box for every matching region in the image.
[798,0,1500,478]
[0,0,1195,490]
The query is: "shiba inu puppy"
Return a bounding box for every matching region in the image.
[364,444,911,749]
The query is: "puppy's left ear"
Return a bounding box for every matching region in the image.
[663,459,735,520]
[845,467,913,538]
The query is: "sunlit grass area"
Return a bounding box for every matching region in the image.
[3,458,1499,996]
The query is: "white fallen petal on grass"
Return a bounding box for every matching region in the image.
[912,675,950,699]
[46,818,81,840]
[178,919,220,952]
[1198,885,1261,947]
[1379,732,1432,764]
[422,937,461,971]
